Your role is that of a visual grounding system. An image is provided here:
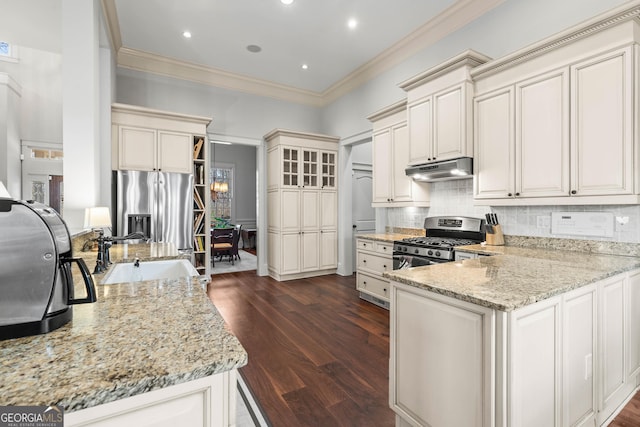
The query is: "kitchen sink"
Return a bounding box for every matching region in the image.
[101,259,198,284]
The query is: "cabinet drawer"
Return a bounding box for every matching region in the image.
[357,251,392,275]
[357,239,375,251]
[357,273,390,301]
[356,239,394,255]
[375,241,394,255]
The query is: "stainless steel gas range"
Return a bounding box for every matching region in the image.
[393,216,486,269]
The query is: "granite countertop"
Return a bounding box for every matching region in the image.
[356,233,417,243]
[0,243,248,412]
[385,244,640,312]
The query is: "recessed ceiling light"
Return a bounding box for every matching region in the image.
[182,31,192,39]
[247,45,262,53]
[347,18,358,29]
[281,0,294,4]
[301,64,308,70]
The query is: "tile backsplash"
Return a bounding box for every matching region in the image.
[381,179,640,243]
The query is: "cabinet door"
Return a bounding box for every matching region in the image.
[319,230,337,269]
[571,47,633,196]
[301,149,319,188]
[626,270,640,382]
[321,151,337,189]
[300,231,319,272]
[118,126,156,171]
[372,129,392,204]
[408,98,432,164]
[599,275,628,422]
[434,84,465,161]
[474,88,515,199]
[391,284,494,427]
[392,123,412,202]
[281,190,300,232]
[516,69,570,198]
[157,131,192,174]
[562,284,597,426]
[319,191,337,229]
[281,147,300,188]
[301,190,319,231]
[509,297,561,427]
[280,233,301,274]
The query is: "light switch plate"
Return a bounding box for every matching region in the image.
[551,212,614,237]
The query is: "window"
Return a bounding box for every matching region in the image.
[211,165,234,225]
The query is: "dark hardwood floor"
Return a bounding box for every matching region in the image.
[208,271,640,427]
[207,271,394,427]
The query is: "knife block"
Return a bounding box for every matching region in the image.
[486,225,505,246]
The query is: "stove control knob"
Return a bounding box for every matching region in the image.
[414,249,419,254]
[435,251,441,257]
[402,247,407,252]
[427,250,433,256]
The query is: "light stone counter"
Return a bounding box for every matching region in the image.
[0,243,247,412]
[356,232,416,243]
[385,244,640,311]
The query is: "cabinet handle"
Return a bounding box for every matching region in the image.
[571,190,577,195]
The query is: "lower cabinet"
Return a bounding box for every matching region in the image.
[390,268,640,427]
[65,370,237,427]
[355,238,393,307]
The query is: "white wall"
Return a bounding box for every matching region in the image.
[116,68,322,140]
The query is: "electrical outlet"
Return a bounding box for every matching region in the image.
[615,216,630,231]
[536,216,550,229]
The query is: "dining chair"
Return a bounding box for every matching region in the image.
[211,227,234,266]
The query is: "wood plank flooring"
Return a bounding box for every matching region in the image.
[207,271,394,427]
[207,271,640,427]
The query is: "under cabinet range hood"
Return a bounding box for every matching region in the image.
[406,157,473,182]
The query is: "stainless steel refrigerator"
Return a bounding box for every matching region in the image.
[112,170,193,251]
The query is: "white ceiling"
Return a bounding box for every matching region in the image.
[3,0,504,104]
[113,0,461,93]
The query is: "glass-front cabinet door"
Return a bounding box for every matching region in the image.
[282,147,299,187]
[321,151,337,189]
[302,150,319,187]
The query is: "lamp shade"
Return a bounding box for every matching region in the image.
[218,182,229,193]
[84,207,112,228]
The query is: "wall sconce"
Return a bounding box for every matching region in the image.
[210,181,229,200]
[84,207,112,274]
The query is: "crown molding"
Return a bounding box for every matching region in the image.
[471,0,640,79]
[118,47,326,107]
[263,129,340,143]
[100,0,121,53]
[322,0,506,104]
[107,0,505,107]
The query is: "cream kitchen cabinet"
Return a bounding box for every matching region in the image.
[474,68,570,200]
[368,101,429,207]
[472,13,640,205]
[112,104,203,174]
[265,129,339,281]
[399,50,490,165]
[356,238,393,309]
[390,267,640,427]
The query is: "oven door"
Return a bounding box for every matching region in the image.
[393,253,448,270]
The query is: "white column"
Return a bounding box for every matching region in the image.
[62,0,100,232]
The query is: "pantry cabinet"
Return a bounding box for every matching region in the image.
[472,15,640,205]
[266,129,339,281]
[399,50,490,166]
[368,101,429,207]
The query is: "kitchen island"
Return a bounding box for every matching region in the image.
[385,245,640,427]
[0,242,247,427]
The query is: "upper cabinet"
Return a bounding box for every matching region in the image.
[111,104,210,175]
[472,8,640,205]
[367,101,429,207]
[399,50,491,165]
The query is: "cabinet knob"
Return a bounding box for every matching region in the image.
[432,157,436,161]
[363,259,366,263]
[571,190,577,195]
[383,288,387,292]
[363,281,367,285]
[383,265,387,269]
[427,158,431,161]
[507,193,513,197]
[515,192,520,196]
